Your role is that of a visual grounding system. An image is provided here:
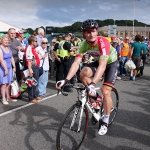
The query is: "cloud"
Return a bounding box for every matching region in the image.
[0,0,150,30]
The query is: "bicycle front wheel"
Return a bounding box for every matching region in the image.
[56,103,89,150]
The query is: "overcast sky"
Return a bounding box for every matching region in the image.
[0,0,149,29]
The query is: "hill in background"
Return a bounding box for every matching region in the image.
[25,19,150,35]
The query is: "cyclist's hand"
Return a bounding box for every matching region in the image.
[87,84,97,97]
[56,80,68,89]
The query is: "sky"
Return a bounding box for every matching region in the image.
[0,0,150,29]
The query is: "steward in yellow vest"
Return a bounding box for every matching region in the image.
[52,35,64,82]
[52,35,63,61]
[59,33,76,92]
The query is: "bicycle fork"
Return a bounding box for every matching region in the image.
[70,95,87,133]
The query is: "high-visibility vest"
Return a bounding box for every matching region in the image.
[59,40,70,58]
[55,41,60,56]
[121,42,130,56]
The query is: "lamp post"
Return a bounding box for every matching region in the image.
[133,0,140,38]
[126,16,129,30]
[114,16,116,25]
[145,25,146,37]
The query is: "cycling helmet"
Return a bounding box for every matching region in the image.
[81,19,99,31]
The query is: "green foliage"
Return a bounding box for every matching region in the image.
[99,31,107,37]
[25,19,150,34]
[26,28,34,34]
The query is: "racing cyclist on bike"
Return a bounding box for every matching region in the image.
[56,19,119,135]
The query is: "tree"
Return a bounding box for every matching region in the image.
[25,19,150,34]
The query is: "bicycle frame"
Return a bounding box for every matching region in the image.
[70,88,102,132]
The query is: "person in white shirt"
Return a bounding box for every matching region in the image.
[36,38,49,96]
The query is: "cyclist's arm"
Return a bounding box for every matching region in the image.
[92,37,109,84]
[92,58,108,84]
[66,55,82,80]
[66,41,86,80]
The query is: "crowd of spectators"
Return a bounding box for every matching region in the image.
[111,35,150,81]
[0,27,149,105]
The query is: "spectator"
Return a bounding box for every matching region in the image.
[36,38,49,97]
[8,28,24,87]
[16,30,26,78]
[140,37,147,76]
[0,34,16,105]
[52,35,64,83]
[130,34,143,81]
[36,28,45,47]
[111,39,121,80]
[49,39,56,77]
[119,36,130,76]
[16,30,27,49]
[24,35,42,103]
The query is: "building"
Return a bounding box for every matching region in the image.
[99,26,150,39]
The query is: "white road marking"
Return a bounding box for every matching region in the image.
[0,87,100,117]
[0,93,58,117]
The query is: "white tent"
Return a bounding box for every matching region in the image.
[0,21,21,32]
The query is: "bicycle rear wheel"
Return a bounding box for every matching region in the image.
[56,102,89,150]
[108,88,119,125]
[101,87,119,126]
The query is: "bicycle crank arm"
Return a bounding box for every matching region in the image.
[70,127,80,133]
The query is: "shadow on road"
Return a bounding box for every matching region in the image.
[9,104,64,150]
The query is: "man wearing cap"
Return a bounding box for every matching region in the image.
[52,35,64,82]
[55,33,75,92]
[119,36,130,76]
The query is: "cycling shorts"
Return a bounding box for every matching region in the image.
[85,60,119,87]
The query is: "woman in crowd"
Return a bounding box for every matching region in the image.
[24,35,41,104]
[36,38,49,97]
[0,34,16,105]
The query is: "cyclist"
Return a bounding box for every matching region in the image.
[56,19,119,135]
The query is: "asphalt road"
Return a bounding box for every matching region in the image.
[0,64,149,150]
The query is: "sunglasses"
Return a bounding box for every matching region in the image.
[42,42,48,44]
[34,41,37,42]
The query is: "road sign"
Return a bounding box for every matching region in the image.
[108,25,117,37]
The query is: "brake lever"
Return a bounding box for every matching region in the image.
[56,82,68,96]
[57,82,61,96]
[57,89,60,96]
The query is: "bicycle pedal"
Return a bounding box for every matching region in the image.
[91,116,98,125]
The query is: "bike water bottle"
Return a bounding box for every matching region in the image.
[96,95,103,108]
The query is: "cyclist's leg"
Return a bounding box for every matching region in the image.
[101,85,112,118]
[80,66,93,85]
[80,61,98,85]
[98,60,119,135]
